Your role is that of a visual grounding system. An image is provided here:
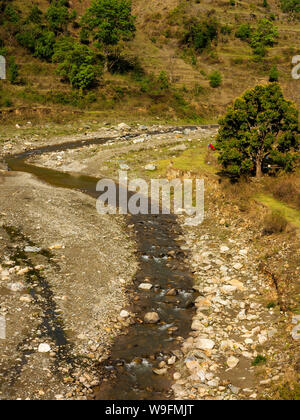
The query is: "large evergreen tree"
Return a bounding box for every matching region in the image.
[216,83,299,178]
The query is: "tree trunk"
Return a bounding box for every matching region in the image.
[256,156,263,178]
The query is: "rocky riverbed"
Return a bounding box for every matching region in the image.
[0,123,299,400]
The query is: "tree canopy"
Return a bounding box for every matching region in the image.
[81,0,136,47]
[216,83,299,178]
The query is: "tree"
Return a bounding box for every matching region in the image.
[250,19,278,58]
[81,0,136,47]
[181,18,218,52]
[46,0,72,33]
[53,38,103,90]
[216,83,299,178]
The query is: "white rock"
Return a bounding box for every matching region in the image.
[191,319,203,331]
[138,283,153,290]
[220,246,230,253]
[117,123,130,131]
[120,310,130,318]
[145,164,157,171]
[221,285,237,294]
[292,324,300,340]
[195,338,215,350]
[227,356,239,369]
[7,282,24,292]
[233,263,243,270]
[38,343,51,353]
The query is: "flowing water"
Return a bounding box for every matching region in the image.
[5,127,204,400]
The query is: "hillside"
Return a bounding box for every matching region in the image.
[0,0,300,125]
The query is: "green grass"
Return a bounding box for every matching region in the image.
[153,145,218,176]
[256,193,300,229]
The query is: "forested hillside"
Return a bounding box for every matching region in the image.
[0,0,299,123]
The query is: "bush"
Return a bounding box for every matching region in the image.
[181,18,218,52]
[262,212,287,235]
[235,24,252,41]
[269,65,279,82]
[8,57,19,84]
[280,0,300,14]
[209,70,222,87]
[28,5,43,24]
[34,31,56,60]
[250,19,279,57]
[4,4,20,23]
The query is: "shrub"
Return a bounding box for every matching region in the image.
[181,18,218,52]
[262,212,287,235]
[8,57,19,84]
[269,65,279,82]
[280,0,300,14]
[28,5,43,24]
[235,24,252,41]
[252,355,267,366]
[209,70,222,87]
[4,4,20,23]
[46,0,72,33]
[250,19,279,57]
[34,31,56,60]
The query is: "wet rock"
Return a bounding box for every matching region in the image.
[166,288,177,296]
[144,312,160,324]
[153,368,167,375]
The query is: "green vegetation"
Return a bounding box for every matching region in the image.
[81,0,136,47]
[209,70,222,88]
[250,19,279,58]
[181,17,218,53]
[2,0,136,90]
[280,0,300,14]
[53,38,103,90]
[216,84,299,178]
[269,65,279,82]
[256,194,300,229]
[252,355,267,366]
